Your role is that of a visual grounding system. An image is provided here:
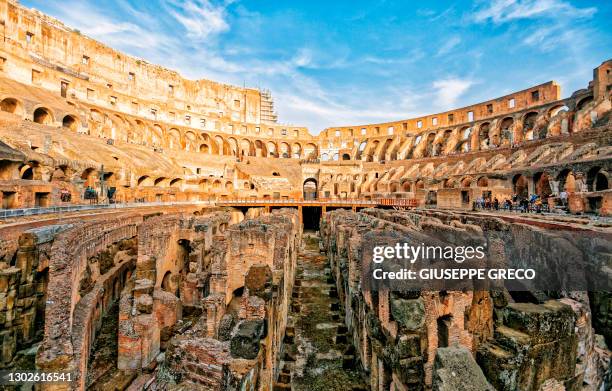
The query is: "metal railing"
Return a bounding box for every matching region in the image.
[217,197,417,207]
[0,200,213,219]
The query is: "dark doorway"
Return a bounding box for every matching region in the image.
[303,178,317,200]
[303,207,321,231]
[437,315,452,348]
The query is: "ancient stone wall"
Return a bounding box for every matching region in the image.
[162,208,301,390]
[320,208,611,390]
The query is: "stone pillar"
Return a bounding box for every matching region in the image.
[574,172,588,192]
[549,179,560,196]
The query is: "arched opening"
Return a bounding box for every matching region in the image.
[424,133,435,157]
[355,141,367,160]
[81,168,96,187]
[200,144,210,153]
[477,177,488,187]
[533,172,552,198]
[169,178,182,188]
[401,181,411,192]
[587,167,609,192]
[303,178,318,200]
[595,173,609,191]
[460,177,472,188]
[456,127,471,153]
[499,117,514,145]
[342,153,350,160]
[523,112,538,141]
[161,271,174,293]
[0,98,22,115]
[137,175,150,186]
[557,169,576,193]
[479,123,490,150]
[513,174,529,199]
[33,107,53,125]
[62,115,78,131]
[21,165,34,180]
[576,96,593,111]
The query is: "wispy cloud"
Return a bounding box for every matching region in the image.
[432,78,474,107]
[165,0,231,41]
[472,0,596,24]
[436,36,461,56]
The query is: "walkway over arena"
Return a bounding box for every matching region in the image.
[217,197,417,208]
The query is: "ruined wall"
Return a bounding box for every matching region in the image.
[35,215,142,389]
[320,208,611,391]
[162,208,301,390]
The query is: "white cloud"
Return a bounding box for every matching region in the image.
[432,78,474,107]
[166,0,231,41]
[436,36,461,56]
[473,0,596,24]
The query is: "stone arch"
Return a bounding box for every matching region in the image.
[401,181,412,192]
[33,107,54,125]
[154,177,168,187]
[151,124,164,147]
[512,174,529,199]
[169,178,182,188]
[533,171,552,198]
[355,141,367,160]
[226,137,238,157]
[460,177,472,188]
[587,167,609,192]
[478,122,491,150]
[137,175,152,186]
[81,167,97,187]
[240,138,254,157]
[456,127,471,153]
[168,128,182,150]
[576,96,593,111]
[0,97,24,116]
[303,178,317,200]
[62,115,79,132]
[267,141,278,157]
[254,139,267,157]
[133,119,148,144]
[522,112,538,141]
[279,142,290,158]
[557,169,576,193]
[304,143,318,159]
[292,143,302,158]
[548,104,569,118]
[476,176,488,187]
[423,133,436,157]
[496,117,513,146]
[184,131,197,152]
[342,153,350,160]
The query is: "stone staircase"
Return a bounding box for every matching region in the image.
[275,233,367,391]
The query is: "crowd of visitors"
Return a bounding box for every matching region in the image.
[473,192,559,213]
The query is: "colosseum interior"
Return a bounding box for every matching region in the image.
[0,0,610,390]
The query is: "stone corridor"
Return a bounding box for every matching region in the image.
[276,232,367,391]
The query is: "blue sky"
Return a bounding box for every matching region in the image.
[23,0,612,133]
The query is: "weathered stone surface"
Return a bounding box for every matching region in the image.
[432,347,494,391]
[230,320,265,359]
[390,296,426,331]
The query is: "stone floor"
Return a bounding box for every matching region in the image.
[275,232,367,391]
